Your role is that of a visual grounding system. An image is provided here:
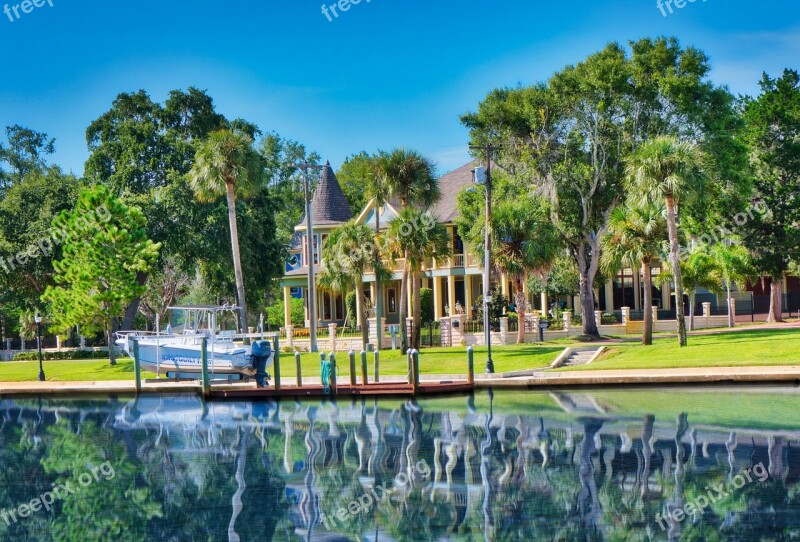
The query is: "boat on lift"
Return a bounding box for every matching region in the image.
[115,305,275,382]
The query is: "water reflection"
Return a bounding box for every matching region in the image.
[0,388,799,541]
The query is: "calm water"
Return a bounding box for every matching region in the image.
[1,387,799,541]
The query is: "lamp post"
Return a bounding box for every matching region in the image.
[35,314,45,381]
[471,144,501,374]
[293,161,323,353]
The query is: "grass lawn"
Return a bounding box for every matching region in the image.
[558,328,800,371]
[0,344,563,382]
[0,358,156,382]
[279,343,563,380]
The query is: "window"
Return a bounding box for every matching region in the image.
[388,288,397,313]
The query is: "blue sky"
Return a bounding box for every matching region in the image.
[1,0,798,176]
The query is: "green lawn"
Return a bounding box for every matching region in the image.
[0,358,156,382]
[558,328,800,371]
[0,344,561,382]
[278,344,562,380]
[2,328,797,382]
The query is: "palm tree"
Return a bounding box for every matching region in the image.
[318,221,388,350]
[658,245,722,331]
[709,243,754,328]
[374,149,441,352]
[188,129,264,332]
[384,208,451,350]
[626,136,705,347]
[492,197,560,344]
[601,202,667,345]
[364,157,389,350]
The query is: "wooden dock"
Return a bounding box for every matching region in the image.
[212,380,475,400]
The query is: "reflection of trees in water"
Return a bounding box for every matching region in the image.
[1,395,800,540]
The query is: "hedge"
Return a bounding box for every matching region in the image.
[13,350,113,361]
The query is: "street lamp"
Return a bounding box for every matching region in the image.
[34,314,45,381]
[471,149,497,374]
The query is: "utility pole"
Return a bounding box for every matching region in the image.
[470,144,501,374]
[294,161,324,353]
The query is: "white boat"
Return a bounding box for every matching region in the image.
[116,305,275,382]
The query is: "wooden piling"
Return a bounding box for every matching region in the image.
[361,350,368,385]
[295,352,302,387]
[411,349,420,395]
[273,336,281,392]
[373,350,380,383]
[349,351,357,386]
[200,337,210,398]
[329,353,337,395]
[467,346,475,384]
[133,338,142,394]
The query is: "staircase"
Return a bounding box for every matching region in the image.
[550,347,606,369]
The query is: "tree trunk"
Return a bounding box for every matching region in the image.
[412,272,422,350]
[665,196,687,347]
[577,244,600,338]
[689,290,696,332]
[766,276,784,323]
[356,281,369,351]
[106,323,117,366]
[121,271,148,330]
[726,282,734,328]
[642,260,653,346]
[373,205,383,349]
[226,183,249,335]
[399,260,409,353]
[515,275,527,344]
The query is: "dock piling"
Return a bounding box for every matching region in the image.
[467,346,475,384]
[200,337,210,398]
[132,338,142,394]
[329,353,337,395]
[373,350,380,383]
[349,351,357,386]
[411,349,420,395]
[295,352,302,387]
[273,336,281,392]
[360,350,368,385]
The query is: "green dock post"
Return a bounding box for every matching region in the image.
[373,350,380,383]
[329,353,337,395]
[407,350,413,385]
[411,349,420,395]
[349,351,357,386]
[132,338,142,394]
[200,337,210,398]
[273,335,281,392]
[467,346,475,384]
[360,350,368,385]
[295,352,302,387]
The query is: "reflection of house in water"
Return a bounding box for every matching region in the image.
[3,391,800,540]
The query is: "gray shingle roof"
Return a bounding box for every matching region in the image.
[428,161,479,223]
[297,161,353,227]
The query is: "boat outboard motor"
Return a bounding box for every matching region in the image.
[250,340,273,388]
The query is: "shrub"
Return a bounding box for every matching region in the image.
[420,288,434,324]
[13,350,112,361]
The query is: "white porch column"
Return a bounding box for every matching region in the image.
[283,286,293,328]
[447,275,456,316]
[465,276,474,318]
[604,279,614,312]
[433,277,443,321]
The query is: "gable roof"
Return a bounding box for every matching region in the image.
[297,161,354,228]
[428,161,478,223]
